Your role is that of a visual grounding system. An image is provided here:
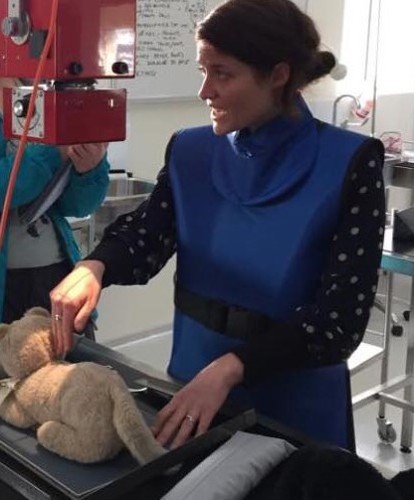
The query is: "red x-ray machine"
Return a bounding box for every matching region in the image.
[0,0,136,144]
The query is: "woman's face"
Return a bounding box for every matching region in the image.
[197,40,287,135]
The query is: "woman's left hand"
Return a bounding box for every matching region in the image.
[152,353,244,448]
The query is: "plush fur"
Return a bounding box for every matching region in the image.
[0,307,166,465]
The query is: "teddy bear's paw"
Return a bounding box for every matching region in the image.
[37,421,80,459]
[38,420,123,463]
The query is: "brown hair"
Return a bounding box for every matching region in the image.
[196,0,335,115]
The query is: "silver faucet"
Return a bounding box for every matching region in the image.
[332,94,367,129]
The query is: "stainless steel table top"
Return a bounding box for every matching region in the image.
[382,226,414,276]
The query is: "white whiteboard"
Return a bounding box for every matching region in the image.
[117,0,307,101]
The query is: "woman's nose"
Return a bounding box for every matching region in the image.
[198,76,215,101]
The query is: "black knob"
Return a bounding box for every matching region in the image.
[112,61,129,75]
[68,62,83,76]
[13,97,30,118]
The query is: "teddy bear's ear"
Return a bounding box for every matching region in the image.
[24,307,51,319]
[0,324,9,341]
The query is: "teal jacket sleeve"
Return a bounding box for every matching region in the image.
[53,153,110,218]
[0,143,63,209]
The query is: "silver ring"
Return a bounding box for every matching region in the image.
[184,414,196,424]
[54,314,62,322]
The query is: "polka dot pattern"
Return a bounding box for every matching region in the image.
[290,145,385,368]
[90,165,176,286]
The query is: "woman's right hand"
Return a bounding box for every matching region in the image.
[49,260,105,357]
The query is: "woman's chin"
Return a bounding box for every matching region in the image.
[212,120,232,136]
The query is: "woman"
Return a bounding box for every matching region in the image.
[0,78,110,323]
[50,0,385,449]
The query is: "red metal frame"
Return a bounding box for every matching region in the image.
[0,0,136,80]
[3,88,127,144]
[0,0,136,144]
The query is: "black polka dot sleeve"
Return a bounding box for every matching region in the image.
[232,138,386,384]
[87,164,177,287]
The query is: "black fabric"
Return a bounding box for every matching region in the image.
[245,445,401,500]
[390,469,414,500]
[174,284,272,341]
[3,259,72,322]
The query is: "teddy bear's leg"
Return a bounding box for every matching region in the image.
[0,395,36,428]
[37,421,123,463]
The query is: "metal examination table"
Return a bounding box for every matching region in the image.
[353,225,414,451]
[0,337,313,500]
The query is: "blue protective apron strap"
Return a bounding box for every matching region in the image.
[174,283,272,340]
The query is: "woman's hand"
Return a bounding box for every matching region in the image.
[152,353,244,448]
[60,143,108,174]
[49,260,105,357]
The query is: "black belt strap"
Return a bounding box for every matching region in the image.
[174,284,272,341]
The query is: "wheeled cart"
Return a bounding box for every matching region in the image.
[353,226,414,452]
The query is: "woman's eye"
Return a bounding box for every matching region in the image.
[217,71,230,81]
[197,66,231,81]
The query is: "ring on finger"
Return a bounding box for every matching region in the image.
[54,314,63,322]
[184,413,196,425]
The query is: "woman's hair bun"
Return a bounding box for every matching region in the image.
[319,51,336,73]
[306,50,336,83]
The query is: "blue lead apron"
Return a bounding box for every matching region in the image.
[167,99,368,449]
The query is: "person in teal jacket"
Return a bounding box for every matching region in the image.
[0,77,110,322]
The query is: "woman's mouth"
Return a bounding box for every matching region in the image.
[211,108,228,120]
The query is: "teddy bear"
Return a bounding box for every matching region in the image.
[0,307,166,465]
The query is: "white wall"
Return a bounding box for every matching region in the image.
[97,259,176,344]
[98,102,211,343]
[125,100,210,179]
[374,0,414,142]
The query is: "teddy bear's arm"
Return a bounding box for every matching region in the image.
[0,394,36,428]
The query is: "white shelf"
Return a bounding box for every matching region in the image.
[348,342,383,375]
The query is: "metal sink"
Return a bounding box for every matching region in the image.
[94,178,154,239]
[385,161,414,189]
[105,177,155,198]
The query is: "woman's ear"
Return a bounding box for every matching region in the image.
[271,62,290,90]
